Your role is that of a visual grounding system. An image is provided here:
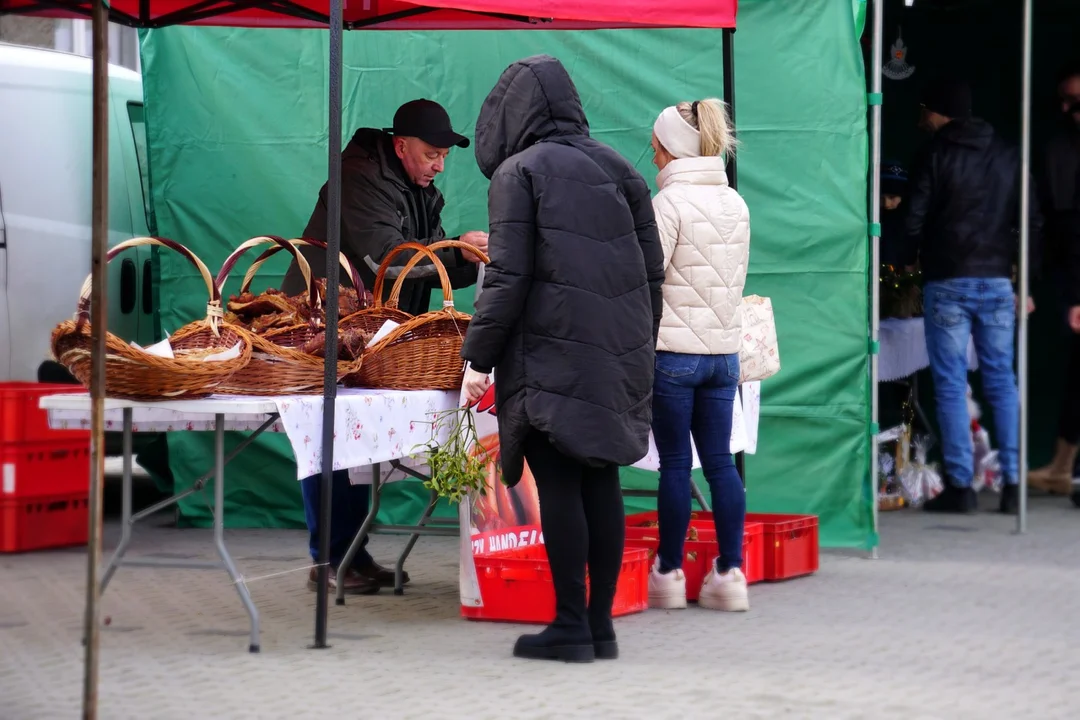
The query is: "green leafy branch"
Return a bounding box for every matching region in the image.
[411,407,493,504]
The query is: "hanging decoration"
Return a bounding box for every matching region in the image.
[883,28,916,81]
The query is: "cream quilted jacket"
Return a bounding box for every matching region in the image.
[653,156,750,355]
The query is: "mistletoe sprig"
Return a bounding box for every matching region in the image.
[412,407,493,504]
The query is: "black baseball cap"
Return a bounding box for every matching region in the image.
[920,75,973,120]
[385,99,470,149]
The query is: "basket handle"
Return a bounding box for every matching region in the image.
[74,236,221,333]
[242,238,368,305]
[216,235,318,319]
[371,242,441,309]
[389,240,490,311]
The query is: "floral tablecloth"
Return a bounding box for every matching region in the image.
[46,389,458,480]
[879,317,978,382]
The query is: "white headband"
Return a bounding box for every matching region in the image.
[653,105,700,159]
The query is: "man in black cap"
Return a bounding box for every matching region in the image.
[283,99,488,595]
[904,75,1043,516]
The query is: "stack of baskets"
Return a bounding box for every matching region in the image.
[51,236,489,399]
[201,236,367,395]
[50,237,253,401]
[345,240,489,391]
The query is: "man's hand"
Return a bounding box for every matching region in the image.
[459,231,489,263]
[1014,295,1035,316]
[462,367,491,405]
[1069,306,1080,333]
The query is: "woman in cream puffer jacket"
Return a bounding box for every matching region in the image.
[647,98,751,614]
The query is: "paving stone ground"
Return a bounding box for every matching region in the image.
[2,484,1078,719]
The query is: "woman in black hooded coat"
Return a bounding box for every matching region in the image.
[461,55,665,663]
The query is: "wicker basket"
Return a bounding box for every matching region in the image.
[337,241,433,337]
[51,237,253,401]
[242,238,369,348]
[348,240,489,391]
[208,236,364,395]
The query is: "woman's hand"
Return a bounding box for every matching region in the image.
[462,368,491,405]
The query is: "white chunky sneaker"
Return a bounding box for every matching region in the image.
[647,559,687,609]
[698,562,749,612]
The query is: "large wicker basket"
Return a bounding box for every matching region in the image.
[51,237,253,401]
[348,239,489,391]
[337,241,431,336]
[207,236,364,395]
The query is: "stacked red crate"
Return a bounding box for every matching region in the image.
[0,383,90,552]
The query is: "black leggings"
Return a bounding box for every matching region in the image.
[523,429,625,632]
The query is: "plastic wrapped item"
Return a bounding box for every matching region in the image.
[899,435,943,507]
[972,423,1002,493]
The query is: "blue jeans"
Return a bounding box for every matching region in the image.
[301,469,374,569]
[651,351,745,573]
[923,278,1019,487]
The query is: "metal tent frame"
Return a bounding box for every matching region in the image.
[0,2,738,717]
[865,0,1035,537]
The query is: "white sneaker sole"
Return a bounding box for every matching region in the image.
[648,591,688,610]
[698,588,750,612]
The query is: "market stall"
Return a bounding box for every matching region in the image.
[1,0,740,714]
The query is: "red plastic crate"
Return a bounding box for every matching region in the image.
[1,382,88,445]
[745,513,819,581]
[0,492,89,553]
[462,545,649,623]
[2,441,91,499]
[625,518,763,600]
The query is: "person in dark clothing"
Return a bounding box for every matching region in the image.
[282,99,488,315]
[1028,62,1080,499]
[460,55,665,663]
[879,160,911,268]
[282,100,488,595]
[904,76,1043,516]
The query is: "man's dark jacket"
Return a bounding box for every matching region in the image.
[904,118,1043,283]
[282,129,476,315]
[460,55,665,488]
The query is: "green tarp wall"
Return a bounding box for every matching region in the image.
[139,0,874,548]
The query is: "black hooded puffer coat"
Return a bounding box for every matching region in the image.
[461,55,665,487]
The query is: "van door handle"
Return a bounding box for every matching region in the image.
[120,259,137,314]
[142,259,153,314]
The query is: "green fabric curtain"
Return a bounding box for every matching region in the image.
[138,0,873,547]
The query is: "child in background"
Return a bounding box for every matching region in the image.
[880,161,911,268]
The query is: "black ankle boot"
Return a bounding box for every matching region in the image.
[588,587,618,660]
[513,624,594,663]
[924,483,977,514]
[998,483,1019,515]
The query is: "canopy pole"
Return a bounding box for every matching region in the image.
[722,28,737,191]
[1017,0,1033,534]
[83,0,109,716]
[723,27,747,484]
[314,0,344,649]
[868,0,884,557]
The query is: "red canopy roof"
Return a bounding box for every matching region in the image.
[0,0,736,30]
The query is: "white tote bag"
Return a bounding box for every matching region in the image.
[739,295,781,384]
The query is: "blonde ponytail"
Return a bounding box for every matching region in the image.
[677,98,737,158]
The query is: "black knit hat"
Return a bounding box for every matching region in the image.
[920,75,973,120]
[881,161,907,197]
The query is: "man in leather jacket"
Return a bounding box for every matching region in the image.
[904,76,1043,515]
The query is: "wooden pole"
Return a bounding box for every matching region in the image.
[83,1,109,717]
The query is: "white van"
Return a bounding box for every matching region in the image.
[0,43,157,383]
